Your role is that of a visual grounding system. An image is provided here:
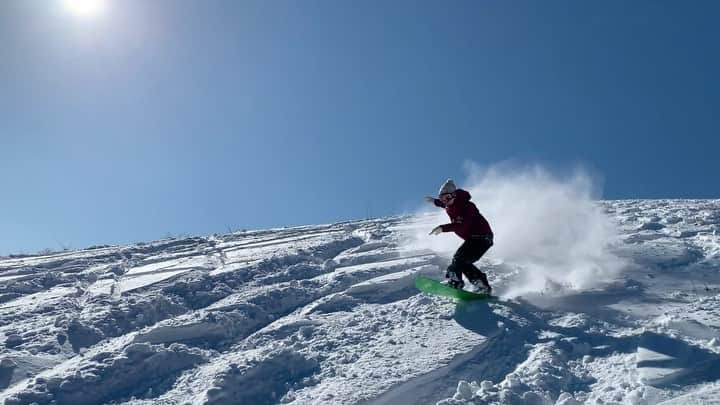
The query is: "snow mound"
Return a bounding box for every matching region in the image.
[4,342,206,405]
[205,349,319,405]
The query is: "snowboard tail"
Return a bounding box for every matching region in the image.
[415,277,493,301]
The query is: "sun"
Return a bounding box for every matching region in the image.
[63,0,107,19]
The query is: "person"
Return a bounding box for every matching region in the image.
[425,179,494,294]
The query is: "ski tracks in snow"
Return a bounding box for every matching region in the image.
[0,217,454,404]
[2,200,720,404]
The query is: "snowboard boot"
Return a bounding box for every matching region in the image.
[445,271,465,290]
[470,279,492,295]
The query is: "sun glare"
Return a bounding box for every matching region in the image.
[63,0,107,19]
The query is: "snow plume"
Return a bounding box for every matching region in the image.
[409,162,626,297]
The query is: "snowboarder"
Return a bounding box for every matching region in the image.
[425,179,494,294]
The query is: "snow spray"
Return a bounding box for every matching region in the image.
[409,162,627,297]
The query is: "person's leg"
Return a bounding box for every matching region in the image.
[445,241,471,289]
[461,237,493,289]
[466,264,490,289]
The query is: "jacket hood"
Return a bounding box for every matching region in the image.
[454,189,471,202]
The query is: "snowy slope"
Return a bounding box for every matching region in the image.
[1,199,720,404]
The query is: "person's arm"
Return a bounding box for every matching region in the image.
[440,204,473,234]
[441,221,465,233]
[431,221,466,235]
[424,196,445,208]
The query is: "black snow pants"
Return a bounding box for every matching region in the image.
[446,234,493,287]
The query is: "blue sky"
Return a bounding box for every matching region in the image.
[1,0,719,254]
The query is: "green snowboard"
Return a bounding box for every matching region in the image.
[415,277,494,301]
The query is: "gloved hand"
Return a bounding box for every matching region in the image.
[429,225,443,235]
[424,196,436,204]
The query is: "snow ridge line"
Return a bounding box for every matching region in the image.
[2,220,435,404]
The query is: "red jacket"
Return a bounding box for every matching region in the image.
[434,189,493,240]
